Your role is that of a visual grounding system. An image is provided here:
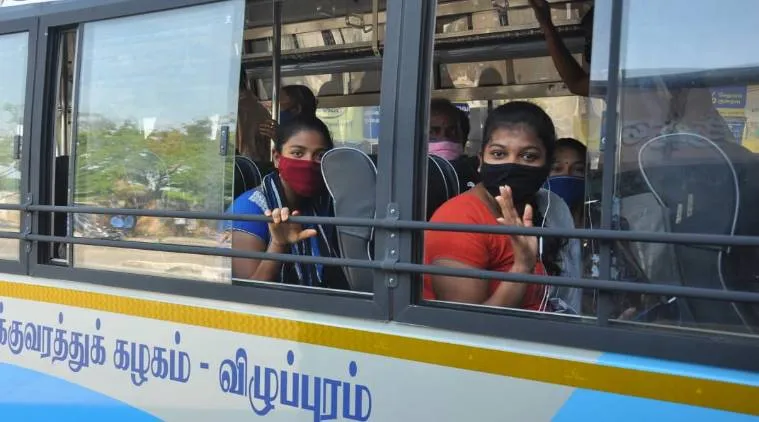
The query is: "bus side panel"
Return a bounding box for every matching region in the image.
[0,284,756,421]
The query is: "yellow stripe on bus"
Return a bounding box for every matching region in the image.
[0,280,756,415]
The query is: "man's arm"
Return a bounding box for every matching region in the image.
[529,0,590,97]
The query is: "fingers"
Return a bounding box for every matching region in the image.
[267,208,292,224]
[280,207,290,223]
[298,229,318,241]
[522,204,534,228]
[495,185,521,226]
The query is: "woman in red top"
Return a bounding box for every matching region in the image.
[424,101,562,311]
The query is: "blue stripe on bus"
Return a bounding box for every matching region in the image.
[0,363,158,422]
[553,353,759,421]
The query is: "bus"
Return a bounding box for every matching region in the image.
[0,0,758,420]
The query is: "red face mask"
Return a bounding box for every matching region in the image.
[277,156,325,198]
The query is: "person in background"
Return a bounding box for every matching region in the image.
[428,98,480,192]
[424,101,563,310]
[429,98,465,161]
[529,0,734,162]
[545,137,587,227]
[228,115,348,289]
[529,0,592,97]
[237,73,273,162]
[259,84,319,139]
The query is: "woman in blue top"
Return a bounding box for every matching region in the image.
[228,116,348,289]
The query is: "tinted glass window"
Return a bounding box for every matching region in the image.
[0,32,28,261]
[72,1,245,281]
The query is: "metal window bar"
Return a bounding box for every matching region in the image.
[596,0,624,325]
[8,231,759,305]
[20,204,759,248]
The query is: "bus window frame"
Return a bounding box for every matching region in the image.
[0,16,38,275]
[23,0,388,321]
[390,0,759,373]
[3,0,758,373]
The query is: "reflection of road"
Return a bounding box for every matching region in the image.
[76,236,231,283]
[0,238,17,260]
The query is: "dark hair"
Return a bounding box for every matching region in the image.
[430,98,464,143]
[274,115,334,153]
[457,108,470,142]
[581,6,594,30]
[482,101,563,276]
[282,85,318,118]
[482,101,557,163]
[556,137,588,162]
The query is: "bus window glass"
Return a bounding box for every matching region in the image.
[421,0,595,320]
[227,0,387,293]
[317,107,379,155]
[0,32,28,261]
[71,1,245,282]
[601,0,759,334]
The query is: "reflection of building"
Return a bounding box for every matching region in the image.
[711,85,759,152]
[316,106,380,149]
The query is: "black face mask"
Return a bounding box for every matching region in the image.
[480,162,549,205]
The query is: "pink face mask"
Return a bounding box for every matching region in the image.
[428,139,463,161]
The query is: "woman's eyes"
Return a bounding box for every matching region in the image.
[489,151,539,161]
[288,150,326,160]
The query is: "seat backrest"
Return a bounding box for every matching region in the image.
[450,155,480,192]
[321,147,377,293]
[426,155,460,220]
[636,131,759,332]
[234,156,263,199]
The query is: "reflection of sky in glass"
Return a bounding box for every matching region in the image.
[0,0,59,7]
[623,0,759,77]
[593,0,759,80]
[77,1,244,130]
[0,32,27,140]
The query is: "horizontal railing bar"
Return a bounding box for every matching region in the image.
[393,262,759,304]
[29,204,759,247]
[20,233,759,304]
[27,234,380,271]
[0,203,24,211]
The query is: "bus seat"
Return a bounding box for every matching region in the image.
[426,155,460,221]
[450,155,480,193]
[636,132,759,332]
[234,155,263,199]
[321,147,376,293]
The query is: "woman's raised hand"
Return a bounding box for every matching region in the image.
[265,207,317,247]
[495,185,538,273]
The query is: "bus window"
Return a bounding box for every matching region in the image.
[226,0,388,292]
[422,0,592,318]
[0,32,28,262]
[595,0,759,334]
[67,1,245,282]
